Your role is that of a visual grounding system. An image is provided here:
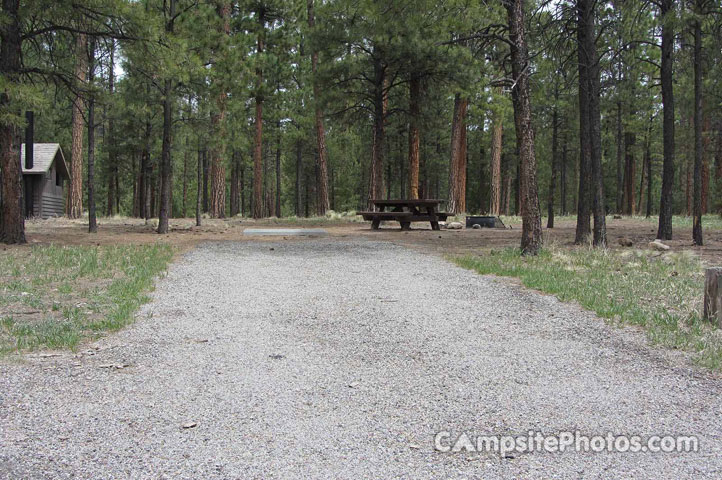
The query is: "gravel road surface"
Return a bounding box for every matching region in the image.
[2,239,721,479]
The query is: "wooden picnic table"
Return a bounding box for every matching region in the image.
[358,199,449,231]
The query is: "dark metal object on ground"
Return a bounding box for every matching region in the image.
[465,215,505,229]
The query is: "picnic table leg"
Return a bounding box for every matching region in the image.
[373,204,385,229]
[427,206,440,230]
[400,221,411,231]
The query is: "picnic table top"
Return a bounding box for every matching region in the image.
[370,199,444,206]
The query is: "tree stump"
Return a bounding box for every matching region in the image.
[704,268,722,327]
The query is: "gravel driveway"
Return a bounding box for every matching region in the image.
[2,239,722,479]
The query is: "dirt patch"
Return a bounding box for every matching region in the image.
[13,215,722,265]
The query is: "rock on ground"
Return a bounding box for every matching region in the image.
[2,239,721,479]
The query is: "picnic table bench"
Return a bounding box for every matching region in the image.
[358,199,449,231]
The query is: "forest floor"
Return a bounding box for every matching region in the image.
[2,239,722,478]
[12,213,722,263]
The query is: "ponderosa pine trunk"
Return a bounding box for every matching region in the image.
[547,103,558,228]
[657,0,675,240]
[252,9,265,219]
[584,0,606,245]
[106,39,117,217]
[68,33,87,219]
[209,1,230,219]
[157,0,175,234]
[196,141,202,227]
[0,0,25,244]
[693,15,703,245]
[87,38,97,233]
[574,10,592,246]
[230,151,239,217]
[561,130,568,215]
[623,131,636,215]
[408,74,421,199]
[616,97,624,213]
[368,50,386,209]
[448,94,468,214]
[307,0,330,214]
[183,136,189,217]
[506,0,542,255]
[489,111,503,215]
[576,0,606,246]
[295,141,302,216]
[275,121,281,218]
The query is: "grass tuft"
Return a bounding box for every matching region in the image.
[0,244,174,354]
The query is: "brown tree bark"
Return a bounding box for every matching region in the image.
[87,38,97,233]
[489,109,503,215]
[448,94,468,214]
[368,50,386,209]
[68,33,87,219]
[275,121,281,218]
[252,9,265,219]
[693,15,703,245]
[196,142,202,227]
[657,0,675,240]
[576,0,606,246]
[307,0,330,214]
[106,39,117,217]
[623,131,636,215]
[209,1,231,219]
[230,151,240,217]
[506,0,542,255]
[157,0,176,234]
[560,130,568,215]
[547,102,558,228]
[407,74,421,199]
[0,0,25,243]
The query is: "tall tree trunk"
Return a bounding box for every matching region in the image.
[252,9,265,219]
[506,0,542,255]
[575,0,592,243]
[183,136,189,217]
[143,120,152,221]
[702,115,710,213]
[106,39,117,217]
[638,128,650,214]
[275,121,282,217]
[408,74,421,199]
[479,135,487,213]
[196,141,202,227]
[615,98,624,213]
[547,103,558,228]
[157,0,176,234]
[657,0,675,240]
[584,0,606,245]
[693,15,703,245]
[489,108,503,215]
[240,155,245,216]
[307,0,330,214]
[68,33,87,219]
[448,94,468,214]
[561,130,568,215]
[230,151,239,216]
[202,148,209,213]
[623,131,636,215]
[209,1,230,219]
[368,50,386,209]
[0,0,25,243]
[295,141,302,216]
[87,38,97,233]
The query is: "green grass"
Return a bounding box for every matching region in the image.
[0,244,174,354]
[454,246,722,369]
